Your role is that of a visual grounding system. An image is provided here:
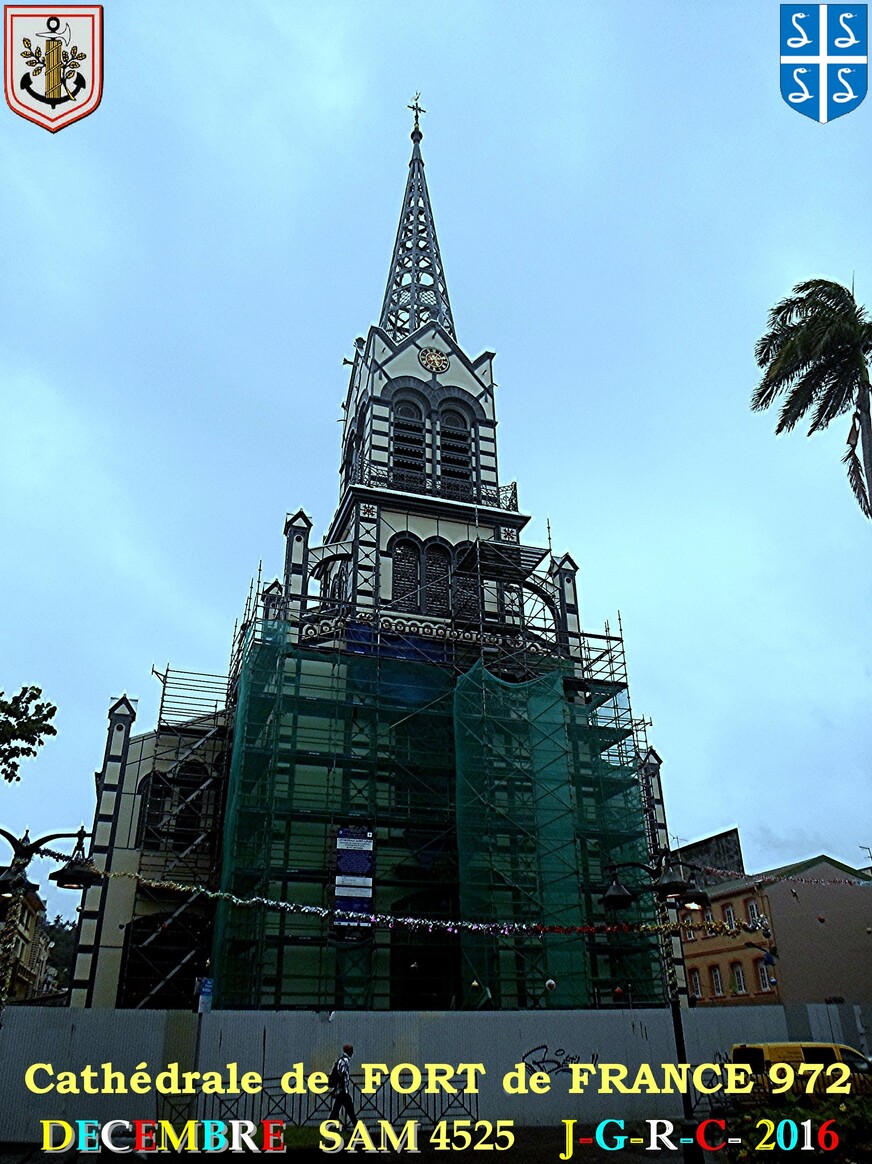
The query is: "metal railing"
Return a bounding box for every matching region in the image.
[181,1072,480,1128]
[354,460,518,512]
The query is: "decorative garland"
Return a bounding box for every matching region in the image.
[0,855,32,1025]
[701,864,871,888]
[34,845,767,939]
[39,857,869,895]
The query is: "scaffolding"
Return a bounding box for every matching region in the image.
[211,595,664,1009]
[103,516,666,1012]
[455,661,659,1008]
[213,637,459,1009]
[115,668,229,1009]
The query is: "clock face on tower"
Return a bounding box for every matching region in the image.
[418,347,450,374]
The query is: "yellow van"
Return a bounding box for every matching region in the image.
[731,1042,872,1075]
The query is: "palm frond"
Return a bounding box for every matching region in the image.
[755,320,795,370]
[842,412,871,517]
[755,340,831,415]
[756,280,872,519]
[766,294,810,330]
[754,280,870,430]
[808,360,862,433]
[764,280,860,333]
[776,377,820,433]
[843,438,872,518]
[794,279,862,319]
[753,329,817,405]
[766,292,798,319]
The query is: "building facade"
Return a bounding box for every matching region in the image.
[72,115,667,1012]
[0,878,49,1001]
[681,855,872,1006]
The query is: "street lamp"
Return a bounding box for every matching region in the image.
[602,857,711,911]
[47,828,101,891]
[0,825,100,1027]
[680,876,711,912]
[601,852,706,1164]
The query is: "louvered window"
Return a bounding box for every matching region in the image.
[392,539,421,612]
[424,544,451,616]
[453,542,482,623]
[393,401,426,486]
[440,409,472,482]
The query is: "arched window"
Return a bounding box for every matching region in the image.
[392,400,426,486]
[441,408,466,429]
[327,562,349,609]
[170,760,208,851]
[342,435,356,486]
[117,911,211,1009]
[140,760,209,852]
[139,772,171,850]
[391,538,421,612]
[424,543,451,617]
[342,410,366,487]
[453,541,483,624]
[439,409,473,487]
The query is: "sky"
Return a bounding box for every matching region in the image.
[1,0,871,918]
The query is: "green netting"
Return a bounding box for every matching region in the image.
[212,622,664,1010]
[213,628,459,1009]
[454,663,663,1008]
[455,664,589,1006]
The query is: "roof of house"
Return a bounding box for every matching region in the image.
[702,854,872,899]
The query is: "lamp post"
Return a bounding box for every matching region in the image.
[0,825,100,1027]
[602,852,708,1164]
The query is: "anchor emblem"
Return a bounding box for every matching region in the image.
[4,5,103,132]
[19,17,87,108]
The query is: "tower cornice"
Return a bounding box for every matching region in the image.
[323,483,529,550]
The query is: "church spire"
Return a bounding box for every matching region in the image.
[379,96,455,341]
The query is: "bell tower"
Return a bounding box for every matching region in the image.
[294,102,549,655]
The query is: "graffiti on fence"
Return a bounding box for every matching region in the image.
[520,1044,599,1077]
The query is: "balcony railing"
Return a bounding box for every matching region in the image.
[354,459,518,511]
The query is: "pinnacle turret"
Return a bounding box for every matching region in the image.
[379,98,455,341]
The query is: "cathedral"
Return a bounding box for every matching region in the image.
[70,110,665,1013]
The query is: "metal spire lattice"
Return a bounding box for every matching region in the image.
[379,97,455,341]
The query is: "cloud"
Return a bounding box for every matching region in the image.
[0,369,220,643]
[751,824,842,866]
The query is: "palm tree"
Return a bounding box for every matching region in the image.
[753,278,872,519]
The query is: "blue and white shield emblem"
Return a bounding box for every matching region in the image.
[781,5,868,121]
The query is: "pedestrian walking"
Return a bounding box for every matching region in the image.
[329,1043,357,1127]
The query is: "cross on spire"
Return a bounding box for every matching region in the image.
[379,101,455,341]
[408,92,426,139]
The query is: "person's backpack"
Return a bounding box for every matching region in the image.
[327,1059,342,1090]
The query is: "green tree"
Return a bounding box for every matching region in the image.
[753,278,872,519]
[0,686,57,783]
